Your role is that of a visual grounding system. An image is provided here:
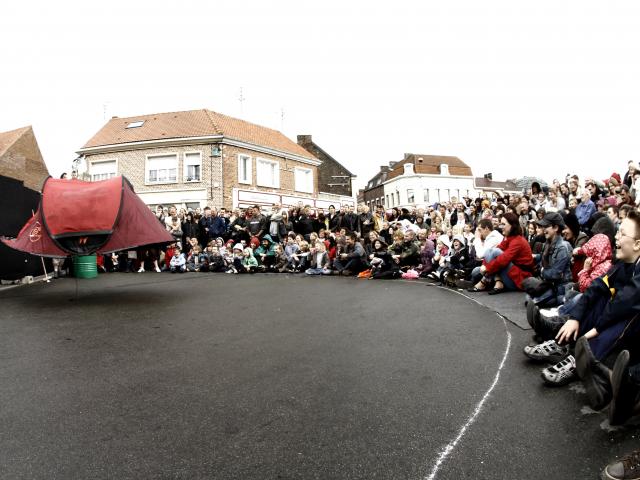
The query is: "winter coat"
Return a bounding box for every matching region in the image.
[254,234,278,264]
[576,234,613,292]
[170,253,186,268]
[575,199,596,226]
[483,235,535,289]
[539,235,573,284]
[417,240,435,274]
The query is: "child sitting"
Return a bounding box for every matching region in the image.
[169,247,186,273]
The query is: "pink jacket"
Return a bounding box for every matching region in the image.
[576,234,613,292]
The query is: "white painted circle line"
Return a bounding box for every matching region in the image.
[423,286,513,480]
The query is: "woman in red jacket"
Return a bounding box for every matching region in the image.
[473,212,535,294]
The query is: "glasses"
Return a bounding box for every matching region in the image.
[616,231,640,241]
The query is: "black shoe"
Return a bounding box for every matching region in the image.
[526,301,537,328]
[601,449,640,480]
[576,336,612,410]
[609,350,636,426]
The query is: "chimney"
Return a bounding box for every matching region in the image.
[484,173,493,180]
[403,163,414,175]
[297,135,312,145]
[404,153,412,160]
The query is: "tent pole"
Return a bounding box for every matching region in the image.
[32,210,50,283]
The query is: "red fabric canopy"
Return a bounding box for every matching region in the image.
[2,177,173,257]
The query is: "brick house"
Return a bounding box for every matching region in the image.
[76,109,354,211]
[296,135,355,197]
[0,125,49,192]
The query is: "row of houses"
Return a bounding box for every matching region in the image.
[1,109,519,216]
[358,154,519,209]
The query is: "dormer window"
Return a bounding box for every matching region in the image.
[440,164,449,175]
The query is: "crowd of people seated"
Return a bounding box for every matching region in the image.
[55,162,640,479]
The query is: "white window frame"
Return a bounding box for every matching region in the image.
[423,189,430,203]
[89,159,118,182]
[146,153,178,185]
[256,157,279,188]
[183,151,202,183]
[294,166,313,193]
[238,154,252,184]
[440,164,450,176]
[407,189,415,204]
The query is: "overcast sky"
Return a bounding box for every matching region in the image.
[2,1,639,190]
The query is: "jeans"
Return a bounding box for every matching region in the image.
[481,247,517,290]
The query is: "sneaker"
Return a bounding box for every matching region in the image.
[540,307,560,317]
[137,267,145,273]
[523,340,569,363]
[609,350,636,426]
[155,266,161,273]
[575,336,612,411]
[541,355,577,386]
[601,449,640,480]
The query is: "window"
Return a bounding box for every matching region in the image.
[90,160,117,182]
[147,154,178,183]
[183,152,202,182]
[256,158,279,188]
[294,167,313,193]
[423,189,430,203]
[238,154,252,184]
[126,121,144,129]
[407,189,415,204]
[396,192,400,205]
[440,164,449,176]
[385,194,389,206]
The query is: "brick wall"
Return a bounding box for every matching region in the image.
[297,136,353,197]
[0,127,49,192]
[83,142,319,210]
[84,144,224,207]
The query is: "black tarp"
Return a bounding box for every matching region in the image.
[0,175,52,280]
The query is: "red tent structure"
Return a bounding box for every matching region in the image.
[2,176,173,257]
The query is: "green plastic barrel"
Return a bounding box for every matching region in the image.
[73,254,98,279]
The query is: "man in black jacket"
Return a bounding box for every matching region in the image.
[341,204,359,234]
[293,205,314,241]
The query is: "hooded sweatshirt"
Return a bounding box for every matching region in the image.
[576,233,613,292]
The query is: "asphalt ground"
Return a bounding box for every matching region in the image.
[1,273,638,480]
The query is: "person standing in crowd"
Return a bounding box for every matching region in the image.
[327,205,341,232]
[623,160,636,188]
[293,205,314,241]
[341,204,359,233]
[266,203,285,243]
[246,205,266,239]
[575,190,596,227]
[358,204,374,238]
[198,207,214,247]
[182,212,200,248]
[209,208,227,240]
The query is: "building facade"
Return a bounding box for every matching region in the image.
[76,109,353,211]
[363,154,477,209]
[296,135,355,197]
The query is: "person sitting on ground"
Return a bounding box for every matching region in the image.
[206,245,227,272]
[185,246,202,272]
[523,212,573,306]
[254,234,277,270]
[305,242,332,275]
[273,244,288,273]
[368,239,397,279]
[333,232,367,276]
[284,235,300,271]
[575,233,613,293]
[525,211,640,397]
[242,247,258,273]
[470,212,535,294]
[169,247,186,273]
[388,230,420,269]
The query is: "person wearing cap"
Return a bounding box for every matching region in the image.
[525,212,573,301]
